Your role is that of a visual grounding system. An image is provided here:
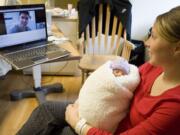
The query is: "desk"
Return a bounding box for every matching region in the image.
[10,24,81,103]
[52,15,78,46]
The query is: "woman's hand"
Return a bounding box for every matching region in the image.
[65,103,80,129]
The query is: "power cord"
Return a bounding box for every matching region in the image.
[41,61,69,84]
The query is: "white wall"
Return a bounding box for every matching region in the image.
[0,0,6,5]
[130,0,180,40]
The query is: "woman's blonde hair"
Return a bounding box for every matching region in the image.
[155,6,180,43]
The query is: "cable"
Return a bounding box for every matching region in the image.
[41,61,69,84]
[56,61,69,73]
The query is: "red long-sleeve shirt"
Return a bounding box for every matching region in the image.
[87,63,180,135]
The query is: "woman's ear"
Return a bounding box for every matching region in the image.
[174,41,180,56]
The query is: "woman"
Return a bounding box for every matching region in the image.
[17,6,180,135]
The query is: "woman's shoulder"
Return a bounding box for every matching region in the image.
[139,62,154,72]
[138,62,162,76]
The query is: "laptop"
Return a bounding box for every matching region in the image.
[0,4,70,70]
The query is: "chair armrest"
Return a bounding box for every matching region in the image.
[126,40,136,50]
[121,40,136,61]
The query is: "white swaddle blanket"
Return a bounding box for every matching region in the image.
[78,61,140,133]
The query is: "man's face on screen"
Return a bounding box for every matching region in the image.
[19,13,29,27]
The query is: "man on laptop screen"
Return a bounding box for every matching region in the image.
[9,11,32,33]
[0,5,47,48]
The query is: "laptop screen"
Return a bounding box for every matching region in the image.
[0,4,47,49]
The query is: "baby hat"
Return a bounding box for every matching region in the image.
[110,57,130,74]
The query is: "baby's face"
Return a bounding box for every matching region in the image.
[112,69,125,77]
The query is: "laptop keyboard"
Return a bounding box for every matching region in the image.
[6,45,64,62]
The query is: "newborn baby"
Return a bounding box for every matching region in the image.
[111,57,130,77]
[78,57,140,133]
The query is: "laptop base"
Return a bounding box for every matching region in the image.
[10,83,63,103]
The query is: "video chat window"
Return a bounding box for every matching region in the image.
[3,9,46,34]
[0,7,47,49]
[5,11,36,34]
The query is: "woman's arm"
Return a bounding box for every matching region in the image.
[120,102,180,135]
[65,101,180,135]
[65,103,111,135]
[86,101,180,135]
[66,101,180,135]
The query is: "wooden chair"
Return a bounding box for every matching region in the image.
[78,4,134,84]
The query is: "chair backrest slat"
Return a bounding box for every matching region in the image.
[115,22,123,55]
[98,4,103,53]
[110,16,118,54]
[85,25,90,53]
[92,17,96,53]
[104,4,110,54]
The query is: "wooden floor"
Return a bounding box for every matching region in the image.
[0,71,81,135]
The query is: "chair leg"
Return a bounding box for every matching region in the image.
[81,70,91,85]
[86,72,90,77]
[81,70,85,84]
